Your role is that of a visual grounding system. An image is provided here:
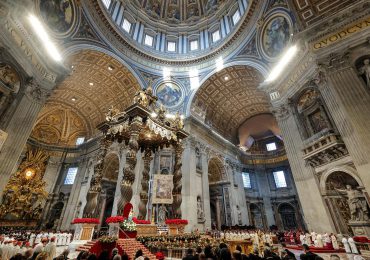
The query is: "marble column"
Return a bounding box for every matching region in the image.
[215,196,222,230]
[180,141,198,231]
[273,104,335,232]
[98,193,107,230]
[112,146,127,216]
[60,157,90,230]
[43,157,63,195]
[255,167,275,227]
[0,79,49,196]
[315,59,370,193]
[201,146,212,230]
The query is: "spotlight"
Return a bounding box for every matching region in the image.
[224,76,229,81]
[71,97,76,101]
[89,82,94,86]
[28,14,62,62]
[108,65,114,71]
[265,45,298,83]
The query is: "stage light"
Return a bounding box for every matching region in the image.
[28,14,62,62]
[265,45,298,83]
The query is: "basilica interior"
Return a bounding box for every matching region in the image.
[0,0,370,242]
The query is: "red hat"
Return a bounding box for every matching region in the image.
[50,237,56,242]
[17,241,22,246]
[25,242,30,247]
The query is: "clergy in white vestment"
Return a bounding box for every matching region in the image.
[61,233,67,246]
[348,237,359,254]
[56,233,62,246]
[66,233,72,244]
[34,234,42,245]
[305,233,312,246]
[2,241,10,260]
[44,237,57,260]
[29,233,36,247]
[331,234,339,250]
[342,237,351,253]
[316,234,324,248]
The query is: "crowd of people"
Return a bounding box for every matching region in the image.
[0,228,366,260]
[0,236,70,260]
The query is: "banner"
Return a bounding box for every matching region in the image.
[0,129,7,151]
[152,174,173,204]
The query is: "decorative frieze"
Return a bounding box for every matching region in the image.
[302,132,348,167]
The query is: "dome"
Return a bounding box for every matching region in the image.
[99,0,253,62]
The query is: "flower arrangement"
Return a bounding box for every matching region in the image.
[72,218,100,224]
[120,218,137,231]
[133,217,151,224]
[165,219,188,225]
[98,235,118,243]
[106,216,124,224]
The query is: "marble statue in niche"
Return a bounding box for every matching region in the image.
[196,148,202,172]
[40,0,74,34]
[197,196,204,221]
[336,185,369,222]
[236,205,242,225]
[0,63,20,93]
[358,59,370,89]
[263,16,291,58]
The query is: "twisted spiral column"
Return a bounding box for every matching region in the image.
[83,139,111,217]
[172,143,184,217]
[117,117,142,214]
[138,149,152,219]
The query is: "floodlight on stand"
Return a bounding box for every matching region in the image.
[265,45,298,83]
[28,14,62,62]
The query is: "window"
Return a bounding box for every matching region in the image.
[273,171,287,188]
[190,40,198,51]
[232,10,241,25]
[167,41,176,52]
[242,172,252,188]
[266,142,277,151]
[76,137,85,145]
[144,35,154,46]
[102,0,111,9]
[64,167,78,185]
[212,30,221,42]
[122,19,131,33]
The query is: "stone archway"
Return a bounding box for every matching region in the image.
[323,171,361,234]
[208,157,227,229]
[278,203,297,230]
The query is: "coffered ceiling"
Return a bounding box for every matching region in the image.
[31,50,141,146]
[291,0,361,28]
[191,66,270,144]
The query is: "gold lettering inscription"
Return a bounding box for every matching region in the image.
[312,17,370,50]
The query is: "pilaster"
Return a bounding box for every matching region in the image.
[315,55,370,193]
[273,104,335,232]
[60,157,90,230]
[0,79,50,196]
